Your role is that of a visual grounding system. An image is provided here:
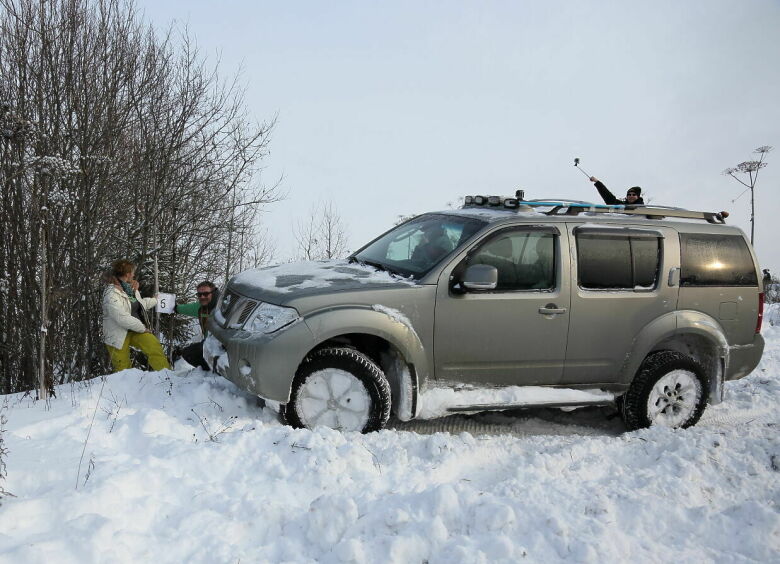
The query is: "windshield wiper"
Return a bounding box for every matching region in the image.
[362,260,387,272]
[352,257,407,278]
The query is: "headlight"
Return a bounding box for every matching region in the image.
[244,302,299,333]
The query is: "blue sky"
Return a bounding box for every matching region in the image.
[138,0,780,271]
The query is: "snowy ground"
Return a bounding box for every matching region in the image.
[1,322,779,563]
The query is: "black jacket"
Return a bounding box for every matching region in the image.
[594,180,644,206]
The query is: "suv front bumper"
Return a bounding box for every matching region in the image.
[206,317,316,403]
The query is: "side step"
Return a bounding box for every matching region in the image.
[415,385,617,420]
[447,398,615,413]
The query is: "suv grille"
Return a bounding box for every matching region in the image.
[236,301,258,326]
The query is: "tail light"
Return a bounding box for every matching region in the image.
[756,293,764,333]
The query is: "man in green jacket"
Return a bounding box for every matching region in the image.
[176,280,219,370]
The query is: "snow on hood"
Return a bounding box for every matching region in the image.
[231,260,415,297]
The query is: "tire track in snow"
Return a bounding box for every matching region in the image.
[388,408,625,437]
[389,417,526,437]
[699,407,774,428]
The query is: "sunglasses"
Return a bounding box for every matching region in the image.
[196,291,213,297]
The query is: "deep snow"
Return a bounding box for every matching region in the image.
[0,322,779,563]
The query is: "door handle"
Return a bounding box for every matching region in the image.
[538,304,567,315]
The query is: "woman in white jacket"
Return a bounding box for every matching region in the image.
[102,259,170,372]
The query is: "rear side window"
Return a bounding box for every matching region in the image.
[577,234,661,290]
[680,233,758,287]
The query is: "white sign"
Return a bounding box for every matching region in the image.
[156,292,176,314]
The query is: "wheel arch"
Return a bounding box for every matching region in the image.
[622,310,728,405]
[301,306,429,420]
[283,346,392,432]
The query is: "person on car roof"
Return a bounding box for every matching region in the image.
[589,176,644,206]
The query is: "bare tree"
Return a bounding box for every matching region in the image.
[319,201,349,259]
[293,200,349,260]
[0,400,8,505]
[293,209,320,261]
[723,146,773,245]
[243,225,277,269]
[0,0,281,394]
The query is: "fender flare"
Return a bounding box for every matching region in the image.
[621,310,729,398]
[303,305,430,419]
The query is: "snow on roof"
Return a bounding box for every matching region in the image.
[438,206,546,220]
[232,259,415,293]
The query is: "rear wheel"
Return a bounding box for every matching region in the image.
[621,351,707,430]
[282,347,392,433]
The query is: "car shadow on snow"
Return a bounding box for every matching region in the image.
[201,371,629,437]
[389,405,627,437]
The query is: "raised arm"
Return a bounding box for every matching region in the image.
[590,176,621,205]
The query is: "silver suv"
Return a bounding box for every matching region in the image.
[207,196,765,433]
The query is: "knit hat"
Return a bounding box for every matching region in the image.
[626,186,642,196]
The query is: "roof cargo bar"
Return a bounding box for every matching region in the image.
[529,201,727,224]
[460,196,728,224]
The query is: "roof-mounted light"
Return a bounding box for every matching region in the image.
[473,195,487,205]
[464,195,474,205]
[488,196,501,206]
[503,198,519,208]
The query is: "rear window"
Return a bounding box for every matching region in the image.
[577,234,661,290]
[680,233,758,287]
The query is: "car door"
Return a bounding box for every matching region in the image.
[563,223,679,385]
[433,225,570,386]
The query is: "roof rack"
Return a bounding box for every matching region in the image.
[461,195,728,224]
[529,201,727,224]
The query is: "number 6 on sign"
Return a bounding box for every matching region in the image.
[156,292,176,314]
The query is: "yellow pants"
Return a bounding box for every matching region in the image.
[106,332,170,372]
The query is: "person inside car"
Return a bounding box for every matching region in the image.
[411,223,453,267]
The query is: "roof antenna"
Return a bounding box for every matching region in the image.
[573,157,591,178]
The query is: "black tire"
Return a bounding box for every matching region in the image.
[281,347,392,433]
[621,351,708,431]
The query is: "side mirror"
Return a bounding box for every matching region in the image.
[461,264,497,291]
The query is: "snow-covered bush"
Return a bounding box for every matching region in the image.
[0,0,280,394]
[766,303,780,326]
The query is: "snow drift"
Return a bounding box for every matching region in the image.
[0,318,779,562]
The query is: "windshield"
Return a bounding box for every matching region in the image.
[352,214,487,279]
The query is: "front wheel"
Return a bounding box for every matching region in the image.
[281,347,392,433]
[621,351,708,430]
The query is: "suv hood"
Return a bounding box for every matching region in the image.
[229,260,416,305]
